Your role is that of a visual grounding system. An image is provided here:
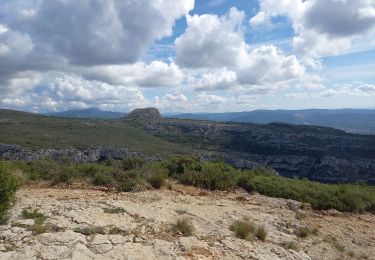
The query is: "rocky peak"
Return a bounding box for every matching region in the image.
[127,108,160,120]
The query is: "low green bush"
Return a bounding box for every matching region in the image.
[173,218,194,236]
[0,162,21,224]
[230,218,255,240]
[122,158,145,171]
[178,160,238,190]
[142,164,168,189]
[2,157,375,214]
[114,170,143,192]
[92,171,113,186]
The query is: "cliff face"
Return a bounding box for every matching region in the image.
[0,144,158,163]
[129,116,375,184]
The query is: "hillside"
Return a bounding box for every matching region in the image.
[170,109,375,134]
[45,108,127,119]
[2,107,375,184]
[127,109,375,184]
[0,109,188,156]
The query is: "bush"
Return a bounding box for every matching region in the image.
[255,225,267,241]
[230,218,267,241]
[178,161,238,190]
[0,163,21,224]
[143,164,167,189]
[92,172,113,186]
[163,155,202,177]
[173,218,194,236]
[241,169,375,213]
[103,207,125,214]
[114,170,142,192]
[230,218,255,240]
[74,226,106,235]
[237,172,256,192]
[122,158,145,171]
[296,226,316,238]
[281,241,299,251]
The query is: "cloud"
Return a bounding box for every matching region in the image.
[236,45,305,85]
[191,68,237,90]
[286,82,375,98]
[1,0,194,67]
[0,72,149,112]
[78,61,184,88]
[175,7,246,68]
[251,0,375,64]
[176,7,306,90]
[305,0,375,37]
[197,92,227,104]
[0,0,192,101]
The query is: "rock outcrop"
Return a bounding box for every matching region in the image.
[0,144,158,163]
[128,111,375,184]
[1,186,374,259]
[127,108,160,120]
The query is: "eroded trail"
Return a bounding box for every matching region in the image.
[0,185,374,260]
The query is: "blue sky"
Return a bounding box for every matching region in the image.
[0,0,374,113]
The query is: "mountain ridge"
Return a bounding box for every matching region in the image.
[45,107,127,119]
[168,109,375,134]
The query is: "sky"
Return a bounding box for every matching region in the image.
[0,0,374,113]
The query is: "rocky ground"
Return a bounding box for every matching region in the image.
[0,183,374,260]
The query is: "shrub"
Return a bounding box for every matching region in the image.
[92,172,113,186]
[230,218,255,240]
[21,209,46,222]
[323,235,345,253]
[114,170,142,192]
[255,225,267,241]
[148,173,166,189]
[73,226,106,235]
[179,161,238,190]
[237,172,256,192]
[103,207,125,214]
[163,155,202,177]
[0,163,21,224]
[122,158,145,171]
[108,226,128,236]
[281,241,299,251]
[28,223,49,234]
[296,226,316,238]
[22,209,49,234]
[143,164,167,189]
[173,218,194,236]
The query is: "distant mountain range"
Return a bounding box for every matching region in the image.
[169,109,375,134]
[44,108,375,134]
[45,108,127,119]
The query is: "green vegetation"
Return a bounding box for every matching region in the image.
[0,109,189,155]
[281,241,299,251]
[236,168,375,213]
[73,226,106,235]
[229,218,255,240]
[103,207,126,214]
[255,225,267,241]
[21,209,49,234]
[1,155,375,217]
[21,209,46,221]
[323,235,345,253]
[108,226,128,236]
[173,218,194,236]
[0,163,21,224]
[230,218,267,241]
[164,156,237,190]
[296,226,318,238]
